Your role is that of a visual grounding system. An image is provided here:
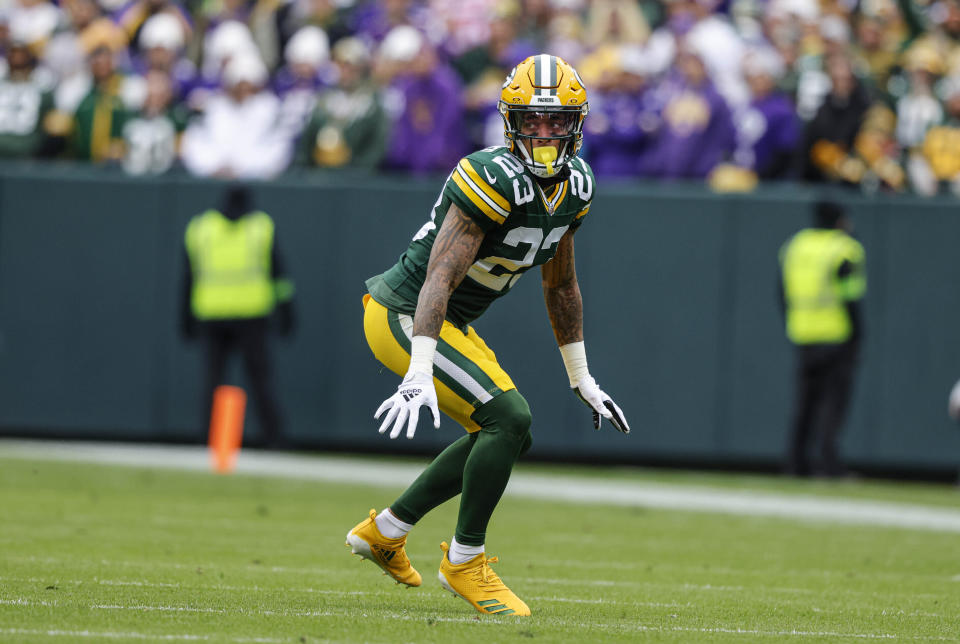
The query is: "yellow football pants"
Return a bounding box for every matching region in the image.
[362,294,516,432]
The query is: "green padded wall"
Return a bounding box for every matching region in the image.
[1,164,958,473]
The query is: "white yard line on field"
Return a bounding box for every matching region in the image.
[0,598,53,606]
[0,576,688,610]
[0,575,946,615]
[0,629,283,643]
[2,439,960,533]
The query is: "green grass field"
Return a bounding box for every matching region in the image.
[1,446,959,643]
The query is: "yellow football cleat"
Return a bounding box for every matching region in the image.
[437,541,531,616]
[345,509,422,587]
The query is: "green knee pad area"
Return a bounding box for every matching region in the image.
[471,389,533,449]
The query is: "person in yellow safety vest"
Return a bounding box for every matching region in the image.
[181,184,295,449]
[778,199,866,478]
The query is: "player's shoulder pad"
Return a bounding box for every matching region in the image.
[566,156,596,221]
[568,156,595,193]
[569,155,595,180]
[448,147,517,226]
[462,146,522,189]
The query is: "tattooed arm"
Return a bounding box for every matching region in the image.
[373,204,484,439]
[541,229,583,346]
[412,204,485,339]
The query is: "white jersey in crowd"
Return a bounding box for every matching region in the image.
[180,91,292,179]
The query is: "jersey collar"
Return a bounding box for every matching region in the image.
[536,179,569,215]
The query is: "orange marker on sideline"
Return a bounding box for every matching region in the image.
[208,385,247,473]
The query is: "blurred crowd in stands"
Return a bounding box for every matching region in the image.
[3,0,960,194]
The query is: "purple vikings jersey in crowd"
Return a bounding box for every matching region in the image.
[640,74,736,179]
[349,2,433,45]
[585,89,654,178]
[383,63,468,173]
[734,91,800,178]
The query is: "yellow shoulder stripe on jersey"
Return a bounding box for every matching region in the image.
[458,159,511,213]
[459,159,511,212]
[452,172,507,224]
[574,204,590,220]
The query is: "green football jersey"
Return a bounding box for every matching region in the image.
[367,146,595,328]
[0,71,55,158]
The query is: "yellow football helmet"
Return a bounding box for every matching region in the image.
[499,54,589,178]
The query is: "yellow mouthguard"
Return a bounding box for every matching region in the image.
[533,146,557,175]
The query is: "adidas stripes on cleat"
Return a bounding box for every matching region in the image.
[345,509,422,587]
[437,541,530,616]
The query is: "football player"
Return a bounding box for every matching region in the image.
[346,54,629,617]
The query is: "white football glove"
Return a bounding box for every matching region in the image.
[375,371,440,440]
[574,375,630,434]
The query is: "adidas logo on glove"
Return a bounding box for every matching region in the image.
[376,370,440,439]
